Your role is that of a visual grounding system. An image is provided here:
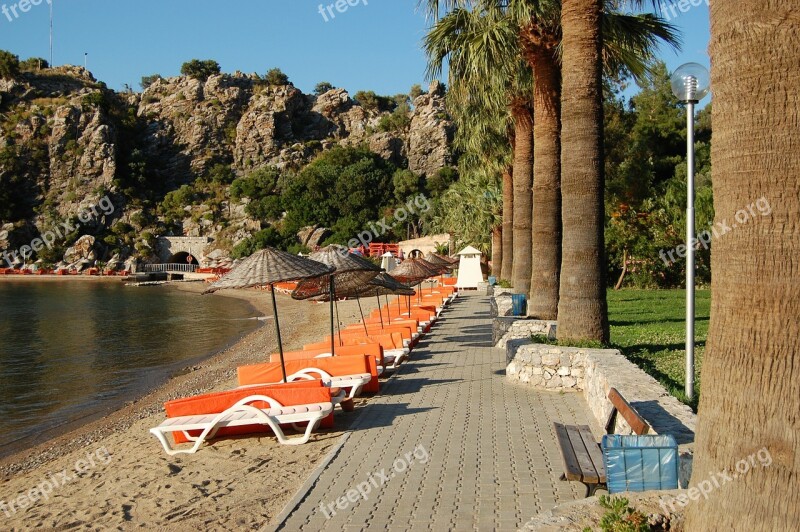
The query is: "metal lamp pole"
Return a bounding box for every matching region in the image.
[671,63,710,401]
[685,94,697,400]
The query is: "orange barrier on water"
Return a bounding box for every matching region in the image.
[238,354,379,393]
[164,380,332,444]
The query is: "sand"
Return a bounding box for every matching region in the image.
[0,282,381,530]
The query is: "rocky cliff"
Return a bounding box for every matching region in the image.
[0,67,454,268]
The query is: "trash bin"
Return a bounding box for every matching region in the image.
[511,294,527,316]
[601,434,679,493]
[488,276,497,286]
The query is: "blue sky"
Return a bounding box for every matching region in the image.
[0,1,710,97]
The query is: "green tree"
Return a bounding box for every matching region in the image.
[0,50,20,79]
[410,84,426,99]
[265,68,290,86]
[427,167,459,197]
[19,57,48,71]
[231,166,284,222]
[180,59,221,81]
[392,169,423,202]
[281,146,396,243]
[314,81,335,95]
[140,74,162,90]
[353,91,396,112]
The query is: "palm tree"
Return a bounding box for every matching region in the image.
[556,0,680,340]
[425,0,678,322]
[425,5,533,290]
[684,1,800,528]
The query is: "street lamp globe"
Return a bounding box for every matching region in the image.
[670,62,710,103]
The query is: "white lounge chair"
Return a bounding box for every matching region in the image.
[281,368,371,402]
[150,395,333,455]
[239,367,372,405]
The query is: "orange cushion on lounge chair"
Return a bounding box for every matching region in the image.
[238,355,379,393]
[164,381,332,444]
[341,325,415,346]
[282,343,385,365]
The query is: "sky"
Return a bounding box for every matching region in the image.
[0,0,711,99]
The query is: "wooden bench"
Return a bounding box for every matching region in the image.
[554,387,651,496]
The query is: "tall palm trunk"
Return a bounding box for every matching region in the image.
[685,2,800,528]
[511,103,533,295]
[501,166,514,281]
[491,226,502,277]
[528,47,561,320]
[557,0,608,342]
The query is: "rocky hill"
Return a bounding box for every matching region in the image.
[0,66,454,269]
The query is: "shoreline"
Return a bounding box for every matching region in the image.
[0,281,263,462]
[0,285,380,529]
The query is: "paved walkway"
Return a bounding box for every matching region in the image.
[275,294,595,531]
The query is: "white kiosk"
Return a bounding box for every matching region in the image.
[455,245,484,289]
[380,252,397,273]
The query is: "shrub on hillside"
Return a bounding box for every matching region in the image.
[180,59,221,81]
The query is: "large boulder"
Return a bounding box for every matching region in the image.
[63,235,97,264]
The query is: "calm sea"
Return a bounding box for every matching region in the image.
[0,281,260,458]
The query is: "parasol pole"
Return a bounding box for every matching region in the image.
[376,290,384,328]
[270,284,288,383]
[329,276,336,355]
[335,298,343,345]
[357,297,368,334]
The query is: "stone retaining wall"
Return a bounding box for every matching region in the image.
[493,317,557,348]
[505,340,697,485]
[489,288,514,317]
[493,289,697,485]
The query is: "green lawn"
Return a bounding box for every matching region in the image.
[607,289,710,411]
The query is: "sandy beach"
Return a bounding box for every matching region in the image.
[0,282,381,530]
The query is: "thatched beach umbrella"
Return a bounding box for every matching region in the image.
[389,258,441,313]
[292,245,381,348]
[203,247,333,382]
[424,252,454,271]
[389,258,439,287]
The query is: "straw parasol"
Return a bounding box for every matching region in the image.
[389,258,440,287]
[292,245,381,347]
[203,247,333,382]
[424,252,454,271]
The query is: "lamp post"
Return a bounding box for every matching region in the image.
[670,62,710,401]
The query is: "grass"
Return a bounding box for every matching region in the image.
[607,289,710,411]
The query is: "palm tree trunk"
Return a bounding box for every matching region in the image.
[491,226,502,277]
[685,2,800,528]
[528,47,561,320]
[557,0,609,343]
[501,166,514,281]
[511,103,533,295]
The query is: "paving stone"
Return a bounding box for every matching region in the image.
[275,294,594,531]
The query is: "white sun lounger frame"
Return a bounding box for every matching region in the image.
[150,395,333,455]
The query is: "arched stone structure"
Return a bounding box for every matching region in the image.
[156,236,211,264]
